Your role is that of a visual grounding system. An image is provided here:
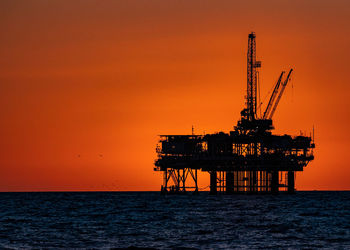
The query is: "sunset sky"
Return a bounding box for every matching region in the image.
[1,0,349,191]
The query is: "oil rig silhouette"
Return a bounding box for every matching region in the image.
[154,33,315,194]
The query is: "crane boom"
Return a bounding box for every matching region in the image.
[263,71,284,119]
[268,69,293,119]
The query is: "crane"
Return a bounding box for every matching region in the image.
[263,71,285,119]
[268,69,293,120]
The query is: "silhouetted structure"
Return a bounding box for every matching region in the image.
[154,33,315,194]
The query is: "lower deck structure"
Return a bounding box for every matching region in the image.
[154,129,314,194]
[209,170,295,194]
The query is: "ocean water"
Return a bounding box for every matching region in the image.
[0,191,349,249]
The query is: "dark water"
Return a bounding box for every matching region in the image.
[0,192,349,249]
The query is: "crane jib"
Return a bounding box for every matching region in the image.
[269,69,293,119]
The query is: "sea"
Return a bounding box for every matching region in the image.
[0,191,349,249]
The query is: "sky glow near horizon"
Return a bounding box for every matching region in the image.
[0,0,349,191]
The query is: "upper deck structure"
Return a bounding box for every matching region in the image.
[154,33,315,194]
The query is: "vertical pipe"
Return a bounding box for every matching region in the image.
[210,171,217,195]
[234,171,237,192]
[222,171,224,193]
[238,171,241,192]
[259,171,262,192]
[271,171,279,194]
[220,171,222,192]
[226,172,234,194]
[246,171,250,193]
[177,169,180,192]
[182,169,186,192]
[239,171,241,192]
[253,171,257,193]
[195,169,198,193]
[163,170,168,193]
[288,171,295,193]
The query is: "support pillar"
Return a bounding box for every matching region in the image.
[238,171,243,192]
[252,171,257,192]
[226,172,234,194]
[194,169,198,193]
[234,171,238,192]
[182,169,186,193]
[210,171,217,194]
[164,170,168,190]
[271,171,279,194]
[161,170,168,194]
[176,169,180,192]
[288,171,295,194]
[259,171,263,192]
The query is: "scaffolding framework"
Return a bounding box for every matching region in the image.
[160,168,198,193]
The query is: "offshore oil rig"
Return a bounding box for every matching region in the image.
[154,33,315,194]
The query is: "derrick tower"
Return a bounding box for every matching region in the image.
[246,32,260,121]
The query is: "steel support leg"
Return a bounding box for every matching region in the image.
[288,171,295,194]
[271,171,279,194]
[210,171,217,194]
[226,172,234,194]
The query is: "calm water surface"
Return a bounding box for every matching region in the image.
[0,191,349,249]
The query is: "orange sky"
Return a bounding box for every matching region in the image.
[0,0,349,191]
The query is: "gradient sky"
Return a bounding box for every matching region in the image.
[0,0,349,191]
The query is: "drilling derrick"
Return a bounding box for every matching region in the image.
[154,33,315,195]
[246,32,260,121]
